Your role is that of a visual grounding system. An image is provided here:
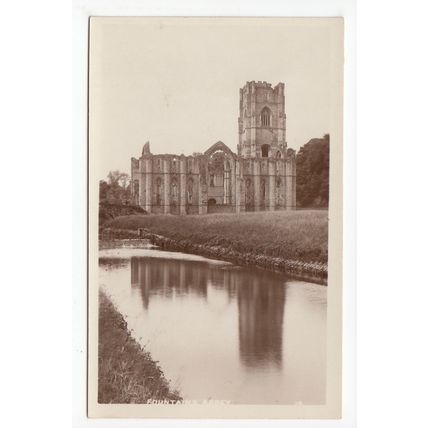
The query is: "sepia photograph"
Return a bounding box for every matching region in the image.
[87,16,343,419]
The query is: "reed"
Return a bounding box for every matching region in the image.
[98,291,181,403]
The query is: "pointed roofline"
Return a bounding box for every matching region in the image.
[204,141,236,157]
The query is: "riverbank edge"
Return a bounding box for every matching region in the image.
[100,227,328,285]
[98,290,181,403]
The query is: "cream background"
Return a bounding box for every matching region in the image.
[89,17,338,180]
[88,16,343,419]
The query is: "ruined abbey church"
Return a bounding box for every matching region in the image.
[131,81,296,214]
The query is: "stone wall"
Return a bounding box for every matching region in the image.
[131,142,296,215]
[130,81,296,215]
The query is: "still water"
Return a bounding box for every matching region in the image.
[99,247,327,405]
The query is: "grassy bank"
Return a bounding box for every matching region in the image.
[99,201,147,228]
[104,210,328,263]
[98,291,180,403]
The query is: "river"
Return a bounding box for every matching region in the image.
[99,245,327,405]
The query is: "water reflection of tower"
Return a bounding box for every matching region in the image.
[130,257,209,309]
[237,271,286,368]
[210,268,239,301]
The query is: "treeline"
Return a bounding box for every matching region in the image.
[99,170,131,204]
[99,171,146,227]
[296,134,329,208]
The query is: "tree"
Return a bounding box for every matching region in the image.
[99,180,110,201]
[107,170,129,187]
[296,134,329,208]
[100,171,131,204]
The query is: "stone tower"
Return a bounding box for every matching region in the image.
[237,81,287,159]
[131,81,296,214]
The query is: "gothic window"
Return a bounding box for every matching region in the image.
[171,178,178,200]
[276,178,281,205]
[224,161,231,204]
[261,107,271,127]
[187,179,193,204]
[200,164,207,185]
[261,144,270,158]
[261,179,266,200]
[132,159,139,169]
[133,180,139,205]
[245,178,253,206]
[157,158,161,170]
[156,178,162,206]
[276,151,282,158]
[210,174,215,187]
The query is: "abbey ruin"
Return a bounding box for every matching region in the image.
[130,81,296,214]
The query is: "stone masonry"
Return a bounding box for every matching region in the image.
[131,81,296,214]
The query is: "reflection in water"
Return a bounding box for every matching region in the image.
[100,251,326,404]
[130,258,285,369]
[237,274,285,369]
[131,258,209,309]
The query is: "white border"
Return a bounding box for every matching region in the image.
[72,1,356,427]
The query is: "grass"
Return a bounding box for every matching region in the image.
[98,290,181,403]
[104,210,328,263]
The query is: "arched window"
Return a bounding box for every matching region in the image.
[261,107,271,127]
[261,144,270,158]
[224,160,231,204]
[187,179,193,204]
[171,178,178,200]
[261,179,266,200]
[245,178,253,206]
[156,178,162,206]
[276,151,282,158]
[133,180,139,205]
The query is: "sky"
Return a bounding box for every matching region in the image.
[89,17,342,180]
